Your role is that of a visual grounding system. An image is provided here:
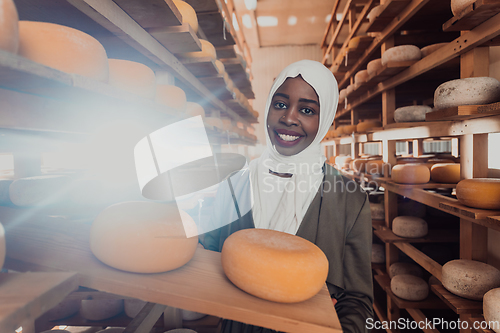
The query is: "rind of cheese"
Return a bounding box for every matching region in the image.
[381,45,421,66]
[394,105,433,122]
[434,77,500,110]
[391,164,430,184]
[80,299,124,321]
[9,175,72,207]
[173,0,199,33]
[0,0,19,53]
[392,216,428,238]
[367,5,383,23]
[356,120,382,133]
[483,288,500,333]
[354,70,370,84]
[451,0,474,16]
[389,262,424,279]
[185,101,205,118]
[90,201,198,273]
[156,84,187,112]
[18,21,109,82]
[391,274,429,301]
[181,309,207,321]
[180,39,216,60]
[421,43,448,57]
[430,163,461,183]
[442,259,500,300]
[46,298,81,321]
[367,58,383,76]
[108,59,156,99]
[456,178,500,210]
[371,243,385,263]
[221,229,329,303]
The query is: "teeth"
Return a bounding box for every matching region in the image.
[278,133,300,141]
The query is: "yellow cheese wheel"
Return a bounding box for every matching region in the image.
[391,164,430,184]
[221,229,328,303]
[348,36,363,49]
[214,59,225,74]
[356,120,382,133]
[0,0,19,53]
[343,124,357,135]
[18,21,109,82]
[366,159,385,175]
[108,59,156,99]
[156,84,187,112]
[185,101,205,118]
[328,156,335,165]
[90,201,198,273]
[456,178,500,210]
[173,0,198,33]
[0,222,4,270]
[180,39,216,60]
[430,163,461,183]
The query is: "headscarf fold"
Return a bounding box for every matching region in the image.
[249,60,339,234]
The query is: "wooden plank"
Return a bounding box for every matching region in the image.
[393,243,443,281]
[197,12,236,47]
[149,23,202,54]
[406,309,441,333]
[199,75,234,100]
[216,45,237,59]
[424,104,499,121]
[487,215,500,226]
[0,272,79,333]
[3,211,342,333]
[112,0,182,28]
[366,0,412,32]
[374,227,459,243]
[123,303,166,333]
[183,0,219,13]
[478,101,500,114]
[443,0,500,32]
[439,201,500,220]
[181,57,219,77]
[430,284,483,314]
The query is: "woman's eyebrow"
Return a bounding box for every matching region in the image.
[274,92,289,99]
[299,98,319,106]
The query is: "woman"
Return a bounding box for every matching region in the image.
[200,60,373,333]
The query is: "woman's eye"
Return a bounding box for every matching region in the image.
[301,108,315,115]
[274,102,287,109]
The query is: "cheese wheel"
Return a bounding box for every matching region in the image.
[156,84,187,112]
[367,5,383,23]
[221,229,329,303]
[335,155,352,170]
[339,88,347,103]
[394,105,432,122]
[124,299,147,318]
[365,159,385,175]
[354,70,369,84]
[381,45,421,66]
[45,298,80,320]
[351,158,368,173]
[483,288,500,333]
[328,156,335,165]
[370,201,385,220]
[389,262,424,279]
[367,58,383,76]
[451,0,474,16]
[18,21,109,82]
[173,0,198,33]
[456,178,500,210]
[391,274,428,301]
[185,102,205,118]
[356,120,382,133]
[346,84,354,96]
[420,43,448,57]
[90,201,198,273]
[392,216,428,238]
[371,243,385,263]
[80,299,124,321]
[0,223,5,270]
[164,330,197,333]
[434,77,500,110]
[9,175,72,206]
[343,124,357,135]
[180,39,216,60]
[0,0,19,53]
[108,59,156,99]
[181,309,207,321]
[442,259,500,300]
[348,36,364,49]
[430,163,461,183]
[214,59,225,74]
[391,164,430,184]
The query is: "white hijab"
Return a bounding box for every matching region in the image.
[249,60,339,234]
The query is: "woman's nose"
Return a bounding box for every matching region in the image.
[280,107,299,126]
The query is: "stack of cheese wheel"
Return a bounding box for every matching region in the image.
[484,288,500,333]
[0,222,5,270]
[456,178,500,210]
[108,59,156,99]
[9,175,72,206]
[392,216,428,238]
[180,39,217,60]
[434,77,500,110]
[356,120,382,133]
[365,159,384,176]
[185,102,205,119]
[156,84,187,112]
[80,299,124,321]
[221,229,328,303]
[442,259,500,300]
[389,262,424,279]
[394,105,432,122]
[391,164,430,184]
[451,0,475,15]
[173,0,198,33]
[430,163,461,183]
[371,243,385,263]
[381,45,421,66]
[90,201,198,273]
[420,42,448,57]
[18,21,109,82]
[0,0,19,53]
[367,58,383,76]
[391,274,429,301]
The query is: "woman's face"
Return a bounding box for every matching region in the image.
[267,76,320,156]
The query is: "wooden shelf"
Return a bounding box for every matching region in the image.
[148,22,202,54]
[3,209,341,333]
[181,57,220,77]
[439,201,500,221]
[426,102,500,121]
[222,57,255,100]
[374,227,459,244]
[443,0,500,32]
[112,0,182,29]
[430,283,483,314]
[392,243,443,281]
[366,0,412,33]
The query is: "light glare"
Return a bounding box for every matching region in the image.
[257,16,278,27]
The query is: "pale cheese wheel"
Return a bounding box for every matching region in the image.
[483,288,500,333]
[451,0,474,16]
[442,259,500,300]
[365,159,385,175]
[367,5,383,23]
[124,299,147,318]
[346,84,354,96]
[80,299,124,321]
[357,120,382,133]
[221,228,329,303]
[392,216,428,238]
[180,39,216,60]
[420,43,448,57]
[18,21,109,82]
[391,274,429,301]
[181,309,207,321]
[339,88,347,103]
[391,163,430,184]
[456,178,500,210]
[381,45,421,66]
[371,243,385,264]
[389,262,424,279]
[185,102,205,118]
[354,70,369,84]
[367,58,383,76]
[430,163,461,183]
[434,77,500,110]
[394,105,432,122]
[108,59,156,99]
[0,0,19,53]
[90,201,198,273]
[173,0,198,33]
[45,298,80,320]
[9,175,72,206]
[156,84,187,112]
[0,223,4,270]
[214,59,225,74]
[370,201,385,220]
